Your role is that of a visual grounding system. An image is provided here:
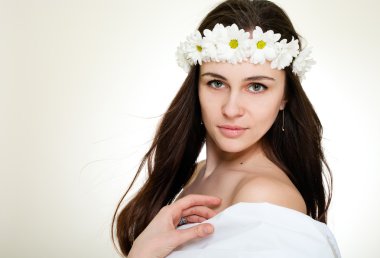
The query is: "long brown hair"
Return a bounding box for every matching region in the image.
[111,0,332,256]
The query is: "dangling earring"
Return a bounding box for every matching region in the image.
[281,109,285,132]
[200,120,204,125]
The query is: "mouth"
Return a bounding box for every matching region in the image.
[217,125,248,138]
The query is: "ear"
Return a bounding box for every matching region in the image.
[280,99,287,110]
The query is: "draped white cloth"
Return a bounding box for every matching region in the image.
[167,202,341,258]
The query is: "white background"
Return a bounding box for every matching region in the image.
[1,0,379,257]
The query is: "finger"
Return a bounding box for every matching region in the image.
[151,223,214,258]
[185,214,207,223]
[174,223,215,245]
[174,194,222,212]
[181,205,218,219]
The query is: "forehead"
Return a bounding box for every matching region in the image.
[199,61,285,82]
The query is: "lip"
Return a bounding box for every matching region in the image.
[217,125,247,138]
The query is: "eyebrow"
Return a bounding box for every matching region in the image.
[201,72,275,81]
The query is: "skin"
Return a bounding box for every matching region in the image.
[194,61,306,214]
[129,61,306,257]
[198,61,286,176]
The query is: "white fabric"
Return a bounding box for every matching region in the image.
[167,202,341,258]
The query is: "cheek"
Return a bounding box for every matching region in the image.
[200,98,216,121]
[248,98,282,126]
[199,89,217,118]
[255,108,279,126]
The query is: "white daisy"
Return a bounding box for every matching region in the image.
[271,37,299,70]
[293,46,316,81]
[218,24,251,63]
[184,30,204,65]
[249,26,281,64]
[203,23,227,62]
[202,23,250,63]
[175,42,191,73]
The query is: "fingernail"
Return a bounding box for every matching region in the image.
[204,226,213,234]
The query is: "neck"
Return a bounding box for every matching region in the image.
[202,136,269,179]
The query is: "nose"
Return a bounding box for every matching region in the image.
[222,92,244,118]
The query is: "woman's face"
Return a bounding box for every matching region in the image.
[198,61,287,153]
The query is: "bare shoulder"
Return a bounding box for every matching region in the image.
[232,175,307,214]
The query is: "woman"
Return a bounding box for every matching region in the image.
[112,0,341,257]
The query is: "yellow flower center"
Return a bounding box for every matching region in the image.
[257,40,266,49]
[229,39,239,49]
[196,45,202,52]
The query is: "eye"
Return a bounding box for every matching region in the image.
[247,83,267,93]
[207,80,225,89]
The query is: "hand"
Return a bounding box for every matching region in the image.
[128,194,222,258]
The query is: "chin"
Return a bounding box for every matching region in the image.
[216,140,252,154]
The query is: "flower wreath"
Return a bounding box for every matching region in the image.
[176,23,315,81]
